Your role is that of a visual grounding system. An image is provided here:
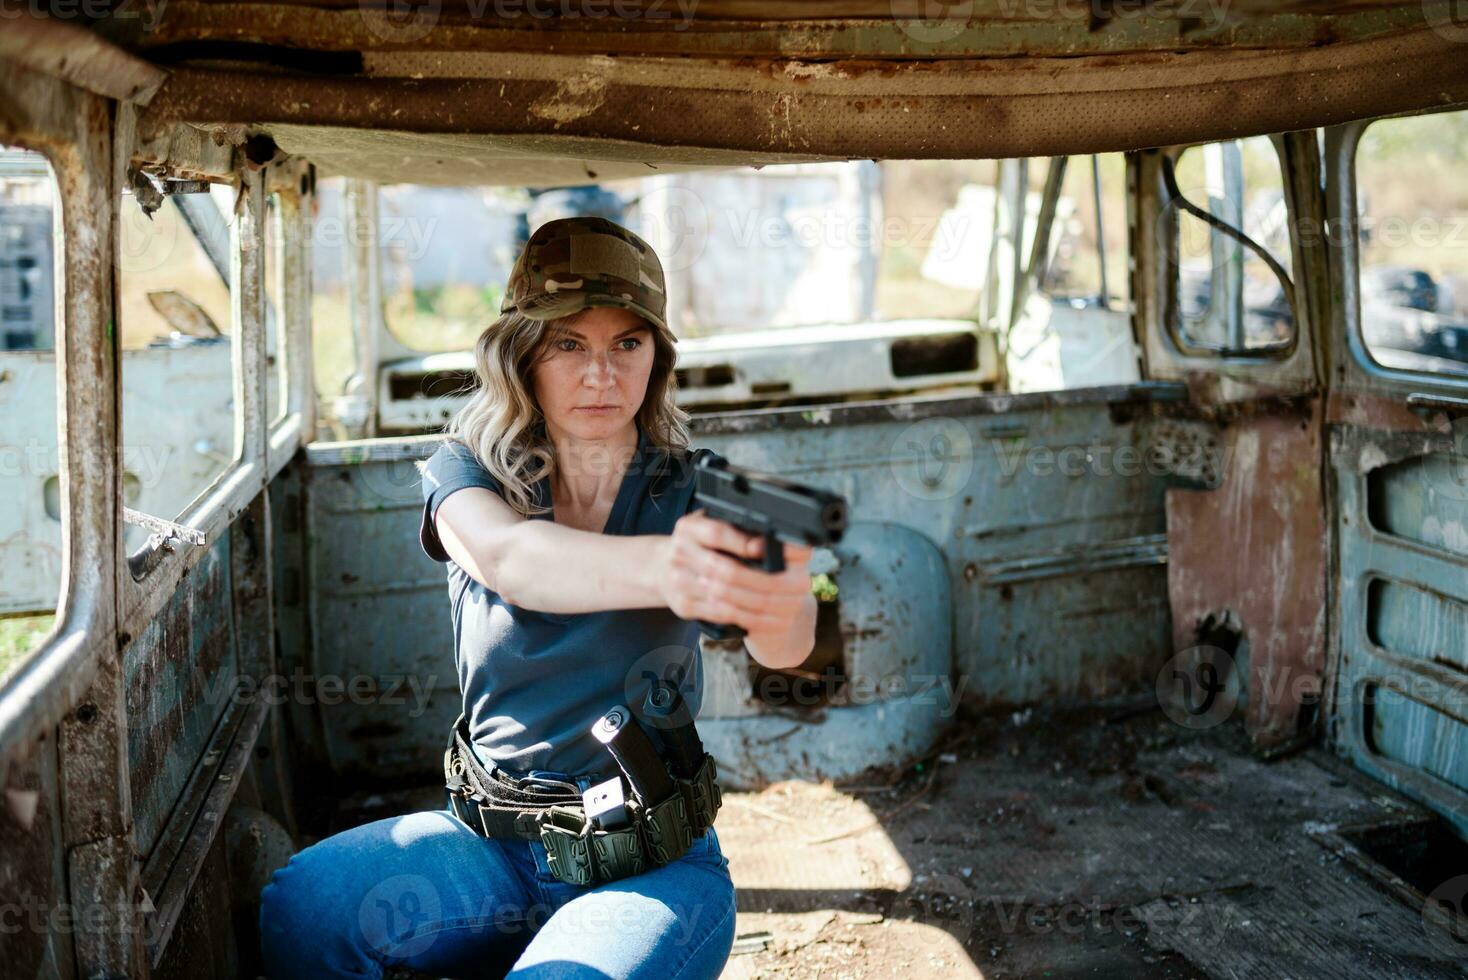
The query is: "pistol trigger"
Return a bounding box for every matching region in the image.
[763,530,785,574]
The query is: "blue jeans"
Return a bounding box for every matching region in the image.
[258,806,736,979]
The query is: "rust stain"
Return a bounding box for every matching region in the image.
[1166,397,1328,748]
[1326,388,1444,433]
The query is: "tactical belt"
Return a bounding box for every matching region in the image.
[445,713,722,887]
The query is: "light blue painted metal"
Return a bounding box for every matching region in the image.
[123,534,238,858]
[302,445,463,777]
[297,385,1176,782]
[699,521,953,789]
[1322,115,1468,842]
[1331,443,1468,841]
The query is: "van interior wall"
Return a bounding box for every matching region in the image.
[1129,134,1336,754]
[0,49,148,980]
[102,491,293,978]
[1165,403,1330,750]
[291,385,1180,792]
[8,7,1468,974]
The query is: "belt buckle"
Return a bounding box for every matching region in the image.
[449,790,476,831]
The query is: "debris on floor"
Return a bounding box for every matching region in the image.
[713,700,1463,979]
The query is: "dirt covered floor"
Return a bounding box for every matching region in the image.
[712,700,1465,980]
[325,699,1465,979]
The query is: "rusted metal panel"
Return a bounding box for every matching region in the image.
[132,26,1468,178]
[298,385,1176,779]
[143,697,270,967]
[950,402,1175,705]
[121,492,278,965]
[1319,117,1468,841]
[1330,430,1468,841]
[150,828,236,980]
[60,661,149,977]
[0,58,119,773]
[0,731,75,979]
[302,449,461,776]
[0,12,163,104]
[124,536,239,857]
[106,0,1448,60]
[1166,402,1329,748]
[266,458,329,778]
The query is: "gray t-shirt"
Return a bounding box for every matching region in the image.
[418,420,725,782]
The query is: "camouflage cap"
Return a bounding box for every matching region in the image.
[501,216,667,331]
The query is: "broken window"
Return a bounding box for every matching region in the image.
[117,178,239,554]
[1040,154,1129,310]
[1167,136,1296,355]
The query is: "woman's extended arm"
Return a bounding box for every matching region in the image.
[434,485,817,667]
[433,485,685,613]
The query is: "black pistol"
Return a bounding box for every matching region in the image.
[691,455,847,641]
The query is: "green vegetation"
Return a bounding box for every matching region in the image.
[810,573,839,603]
[386,283,504,354]
[0,613,57,680]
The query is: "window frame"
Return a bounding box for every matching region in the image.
[1160,135,1301,362]
[0,145,68,680]
[1335,107,1468,390]
[0,101,115,757]
[115,157,317,650]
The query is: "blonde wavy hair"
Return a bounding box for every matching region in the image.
[438,309,692,518]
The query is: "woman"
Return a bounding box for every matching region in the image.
[259,216,818,979]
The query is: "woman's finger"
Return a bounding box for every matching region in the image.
[784,542,815,564]
[695,596,788,636]
[694,548,808,596]
[684,511,761,559]
[696,574,807,618]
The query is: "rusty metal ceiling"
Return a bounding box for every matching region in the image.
[48,2,1468,183]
